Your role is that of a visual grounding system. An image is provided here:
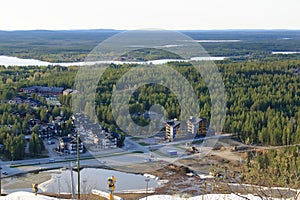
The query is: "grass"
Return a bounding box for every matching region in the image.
[152,150,167,157]
[174,144,188,151]
[0,155,10,161]
[139,142,150,146]
[130,137,141,141]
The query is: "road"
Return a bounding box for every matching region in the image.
[0,133,234,178]
[122,137,150,153]
[0,136,153,177]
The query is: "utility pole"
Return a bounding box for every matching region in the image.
[72,115,80,200]
[0,166,2,196]
[77,130,80,200]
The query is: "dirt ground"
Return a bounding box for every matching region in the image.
[112,144,247,197]
[2,172,53,190]
[43,193,147,200]
[27,139,253,199]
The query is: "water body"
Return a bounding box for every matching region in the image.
[272,51,300,55]
[182,40,241,43]
[40,168,160,194]
[0,55,227,67]
[3,168,160,194]
[0,55,51,67]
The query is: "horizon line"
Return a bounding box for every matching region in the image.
[1,28,300,32]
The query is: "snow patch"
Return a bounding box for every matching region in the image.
[0,191,63,200]
[140,193,285,200]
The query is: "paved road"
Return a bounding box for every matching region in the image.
[122,137,150,153]
[0,133,233,178]
[0,136,152,177]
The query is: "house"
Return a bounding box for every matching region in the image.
[20,86,65,96]
[28,119,40,127]
[187,116,207,137]
[24,98,43,108]
[71,114,120,151]
[8,96,42,108]
[100,136,117,150]
[59,135,83,154]
[8,96,26,104]
[63,89,73,95]
[38,125,54,140]
[91,130,118,150]
[62,89,79,95]
[38,123,61,140]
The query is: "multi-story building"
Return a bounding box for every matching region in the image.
[165,119,187,141]
[166,116,207,141]
[198,118,207,136]
[187,116,207,136]
[59,135,83,154]
[20,86,65,96]
[93,131,118,150]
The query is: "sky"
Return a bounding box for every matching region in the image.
[0,0,300,30]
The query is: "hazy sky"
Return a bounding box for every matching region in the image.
[1,0,300,30]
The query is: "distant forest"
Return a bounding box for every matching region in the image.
[1,30,300,62]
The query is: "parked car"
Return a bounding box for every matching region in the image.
[47,141,55,145]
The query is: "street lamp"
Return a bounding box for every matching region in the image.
[82,179,87,194]
[145,177,150,200]
[57,175,61,199]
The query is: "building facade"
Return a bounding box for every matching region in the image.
[59,135,83,154]
[20,86,65,96]
[187,116,207,136]
[166,119,187,141]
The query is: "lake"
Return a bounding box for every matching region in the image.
[191,40,241,43]
[2,168,161,194]
[0,55,227,67]
[272,51,300,55]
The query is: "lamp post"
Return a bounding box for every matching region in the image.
[70,162,75,199]
[82,179,87,194]
[145,177,150,200]
[57,175,61,199]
